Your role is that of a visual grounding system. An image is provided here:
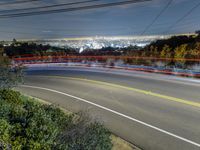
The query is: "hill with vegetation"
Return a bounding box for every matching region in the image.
[1,33,200,61]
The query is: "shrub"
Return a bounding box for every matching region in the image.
[0,119,11,149]
[55,113,112,150]
[0,89,22,105]
[83,123,112,150]
[0,90,112,150]
[41,104,74,130]
[0,101,11,120]
[0,52,23,89]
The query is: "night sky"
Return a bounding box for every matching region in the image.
[0,0,199,40]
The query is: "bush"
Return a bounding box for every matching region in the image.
[0,101,11,120]
[55,112,112,150]
[0,89,22,105]
[84,123,112,150]
[0,90,112,150]
[0,119,11,149]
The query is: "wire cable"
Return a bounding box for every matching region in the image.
[0,0,39,6]
[140,0,172,35]
[164,0,200,34]
[0,0,151,18]
[0,0,102,14]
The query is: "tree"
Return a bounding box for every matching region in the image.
[174,44,188,68]
[160,44,172,58]
[195,30,200,35]
[174,44,187,59]
[12,38,17,44]
[0,48,23,89]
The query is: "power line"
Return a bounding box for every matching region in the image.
[164,0,200,34]
[0,0,102,14]
[140,0,172,35]
[0,0,151,18]
[0,0,39,6]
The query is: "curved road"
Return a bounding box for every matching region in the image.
[16,66,200,150]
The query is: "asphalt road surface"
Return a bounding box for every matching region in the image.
[16,66,200,150]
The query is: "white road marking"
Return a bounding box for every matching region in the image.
[21,85,200,148]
